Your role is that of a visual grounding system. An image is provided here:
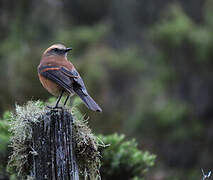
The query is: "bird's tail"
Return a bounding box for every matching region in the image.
[74,89,102,112]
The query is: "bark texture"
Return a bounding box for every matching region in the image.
[31,109,79,180]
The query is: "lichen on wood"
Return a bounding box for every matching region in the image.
[72,107,101,180]
[7,101,102,180]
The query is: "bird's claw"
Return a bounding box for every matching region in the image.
[46,105,63,110]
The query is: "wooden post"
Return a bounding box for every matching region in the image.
[31,109,79,180]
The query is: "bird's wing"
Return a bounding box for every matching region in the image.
[60,67,89,96]
[38,65,73,93]
[60,67,101,112]
[38,65,88,95]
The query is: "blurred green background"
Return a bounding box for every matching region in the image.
[0,0,213,179]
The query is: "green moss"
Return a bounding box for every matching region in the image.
[6,100,156,179]
[72,107,102,180]
[7,100,102,179]
[7,101,45,177]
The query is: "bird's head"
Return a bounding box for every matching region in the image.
[43,44,72,57]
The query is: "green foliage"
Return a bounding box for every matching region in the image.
[99,134,156,180]
[151,4,193,47]
[155,100,189,127]
[0,111,11,178]
[151,3,213,63]
[153,99,203,141]
[0,111,11,153]
[0,0,212,179]
[204,0,213,28]
[55,24,109,55]
[0,100,156,179]
[74,45,145,93]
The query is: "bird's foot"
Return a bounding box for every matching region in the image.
[46,105,63,110]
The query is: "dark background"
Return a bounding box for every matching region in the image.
[0,0,213,179]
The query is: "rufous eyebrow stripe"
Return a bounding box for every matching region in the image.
[40,67,60,73]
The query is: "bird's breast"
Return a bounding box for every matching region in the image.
[39,74,62,96]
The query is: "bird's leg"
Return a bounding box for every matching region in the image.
[53,90,64,108]
[70,96,73,107]
[64,94,70,106]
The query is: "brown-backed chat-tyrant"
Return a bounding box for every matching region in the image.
[38,44,102,112]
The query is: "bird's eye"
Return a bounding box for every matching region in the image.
[54,48,59,52]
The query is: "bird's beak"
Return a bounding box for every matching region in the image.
[65,47,72,52]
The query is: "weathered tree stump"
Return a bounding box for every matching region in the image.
[31,109,79,180]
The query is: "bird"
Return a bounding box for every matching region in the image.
[37,43,102,112]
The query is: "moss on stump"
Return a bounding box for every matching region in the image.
[8,101,101,180]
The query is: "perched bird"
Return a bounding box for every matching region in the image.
[38,44,102,112]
